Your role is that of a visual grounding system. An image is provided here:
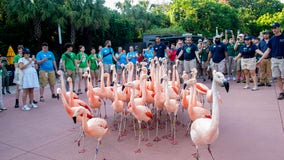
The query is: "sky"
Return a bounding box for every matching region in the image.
[104,0,284,9]
[104,0,171,10]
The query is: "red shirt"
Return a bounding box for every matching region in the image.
[167,49,177,61]
[137,54,143,63]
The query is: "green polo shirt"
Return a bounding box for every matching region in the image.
[62,52,76,71]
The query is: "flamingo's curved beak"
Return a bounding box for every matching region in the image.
[183,83,187,89]
[72,116,77,124]
[147,76,152,81]
[223,80,229,93]
[122,85,125,91]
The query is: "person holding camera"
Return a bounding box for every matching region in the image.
[1,56,11,95]
[19,48,39,111]
[225,30,237,81]
[36,42,57,102]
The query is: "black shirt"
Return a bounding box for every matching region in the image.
[240,44,258,58]
[176,48,184,60]
[182,43,198,60]
[153,43,167,58]
[268,33,284,57]
[210,42,227,63]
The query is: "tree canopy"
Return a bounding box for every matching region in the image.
[0,0,283,54]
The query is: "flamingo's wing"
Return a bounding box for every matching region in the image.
[145,111,153,119]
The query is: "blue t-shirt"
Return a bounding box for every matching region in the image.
[182,43,198,60]
[101,47,114,64]
[154,43,167,58]
[127,51,138,64]
[210,42,227,63]
[176,48,184,60]
[240,44,258,58]
[268,33,284,57]
[36,51,55,71]
[116,52,127,69]
[144,50,153,61]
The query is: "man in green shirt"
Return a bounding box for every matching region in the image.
[62,43,76,91]
[234,33,245,83]
[13,45,24,108]
[225,30,237,81]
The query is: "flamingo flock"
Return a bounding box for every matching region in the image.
[56,59,229,160]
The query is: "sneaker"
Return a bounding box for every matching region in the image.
[52,94,57,98]
[278,93,284,100]
[22,105,31,111]
[227,77,231,81]
[30,103,38,108]
[237,79,241,83]
[77,89,82,95]
[266,83,272,87]
[257,83,265,87]
[15,103,19,108]
[85,88,88,92]
[33,100,38,104]
[40,96,45,102]
[251,86,259,91]
[0,107,7,111]
[242,79,246,83]
[233,77,236,81]
[243,85,250,89]
[6,91,11,94]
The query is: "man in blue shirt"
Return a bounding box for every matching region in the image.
[207,35,228,73]
[177,37,200,75]
[36,42,58,101]
[153,36,167,58]
[257,22,284,100]
[101,40,115,81]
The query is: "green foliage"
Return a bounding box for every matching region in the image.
[145,25,186,35]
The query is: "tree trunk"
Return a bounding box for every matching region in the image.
[70,23,76,44]
[33,15,41,41]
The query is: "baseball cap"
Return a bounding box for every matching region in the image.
[198,39,202,42]
[263,30,270,34]
[271,22,280,28]
[238,33,244,37]
[23,48,30,54]
[203,40,208,43]
[42,42,48,46]
[244,36,252,40]
[17,45,24,49]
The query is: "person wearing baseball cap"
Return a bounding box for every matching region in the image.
[257,22,284,100]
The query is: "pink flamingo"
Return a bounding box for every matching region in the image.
[163,74,179,145]
[191,70,229,160]
[67,77,90,112]
[57,70,78,103]
[111,78,125,141]
[86,73,102,117]
[72,106,109,160]
[125,82,153,153]
[153,62,165,142]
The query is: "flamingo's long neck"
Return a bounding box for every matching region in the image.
[211,78,219,128]
[122,69,126,84]
[187,82,194,117]
[60,92,72,116]
[164,79,169,104]
[154,65,160,93]
[82,110,89,133]
[100,64,105,89]
[175,67,180,88]
[60,72,67,96]
[130,86,136,112]
[141,77,146,103]
[69,80,74,107]
[114,82,118,101]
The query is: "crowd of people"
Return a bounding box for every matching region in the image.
[0,22,283,112]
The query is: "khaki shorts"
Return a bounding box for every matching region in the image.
[236,58,242,71]
[201,61,207,69]
[211,59,226,73]
[103,64,112,73]
[271,58,284,78]
[78,67,88,73]
[177,60,184,75]
[65,70,76,83]
[117,68,123,74]
[39,70,56,87]
[241,57,256,71]
[184,59,196,74]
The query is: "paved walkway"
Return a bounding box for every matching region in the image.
[0,79,284,160]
